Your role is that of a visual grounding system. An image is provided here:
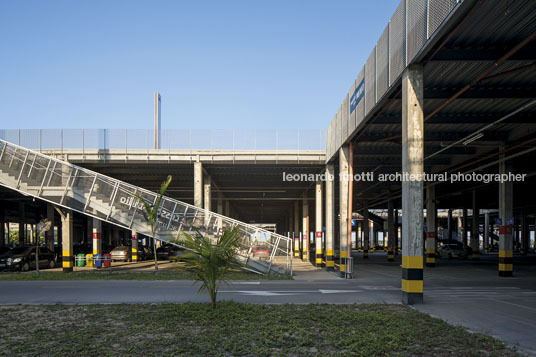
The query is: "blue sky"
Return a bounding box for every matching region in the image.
[0,0,399,129]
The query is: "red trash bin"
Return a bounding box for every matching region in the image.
[103,253,111,267]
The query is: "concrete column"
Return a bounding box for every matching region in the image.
[521,210,528,255]
[204,174,211,228]
[46,204,54,250]
[131,231,138,262]
[113,228,120,246]
[194,162,203,208]
[339,145,350,277]
[225,200,230,217]
[362,202,369,259]
[471,191,480,260]
[462,208,468,246]
[302,192,309,262]
[315,180,323,267]
[401,64,424,305]
[92,218,102,256]
[294,201,300,258]
[387,200,395,261]
[289,206,294,237]
[0,205,5,246]
[425,183,436,267]
[395,209,400,254]
[203,175,211,211]
[59,209,73,272]
[448,209,453,243]
[499,158,514,277]
[484,211,490,251]
[19,201,25,245]
[217,193,223,234]
[325,165,335,271]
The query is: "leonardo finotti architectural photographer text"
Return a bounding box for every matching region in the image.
[282,171,526,184]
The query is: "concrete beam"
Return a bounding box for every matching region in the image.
[401,65,424,305]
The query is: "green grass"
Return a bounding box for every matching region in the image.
[0,264,292,281]
[0,303,519,356]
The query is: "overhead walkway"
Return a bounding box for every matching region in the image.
[0,139,292,275]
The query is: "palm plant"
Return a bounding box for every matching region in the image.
[135,175,172,274]
[181,227,241,309]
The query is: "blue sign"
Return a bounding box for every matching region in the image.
[350,78,365,114]
[508,218,515,225]
[351,219,357,227]
[495,218,502,225]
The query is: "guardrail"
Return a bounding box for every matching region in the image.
[0,129,325,152]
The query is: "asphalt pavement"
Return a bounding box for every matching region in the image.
[1,252,536,355]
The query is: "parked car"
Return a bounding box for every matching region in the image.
[0,247,11,256]
[252,245,270,258]
[156,245,171,260]
[0,246,57,271]
[137,246,154,261]
[110,246,132,262]
[437,240,470,259]
[168,245,186,261]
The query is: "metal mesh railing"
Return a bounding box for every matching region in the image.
[0,139,292,274]
[326,0,463,159]
[0,129,325,152]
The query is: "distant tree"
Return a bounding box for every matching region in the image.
[8,231,19,245]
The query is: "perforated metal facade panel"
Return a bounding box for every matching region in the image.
[365,47,376,117]
[355,68,366,129]
[389,0,407,85]
[407,0,427,63]
[348,81,357,135]
[428,0,459,38]
[376,25,390,102]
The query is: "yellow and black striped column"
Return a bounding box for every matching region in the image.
[326,249,334,271]
[340,250,347,278]
[402,256,423,304]
[315,232,323,267]
[325,165,335,272]
[425,232,436,267]
[294,235,300,258]
[60,209,73,273]
[499,225,513,277]
[131,231,138,262]
[401,64,424,305]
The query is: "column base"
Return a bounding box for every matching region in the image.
[499,271,513,277]
[363,250,368,259]
[402,292,423,305]
[471,254,480,261]
[339,271,346,278]
[63,267,73,273]
[326,266,335,272]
